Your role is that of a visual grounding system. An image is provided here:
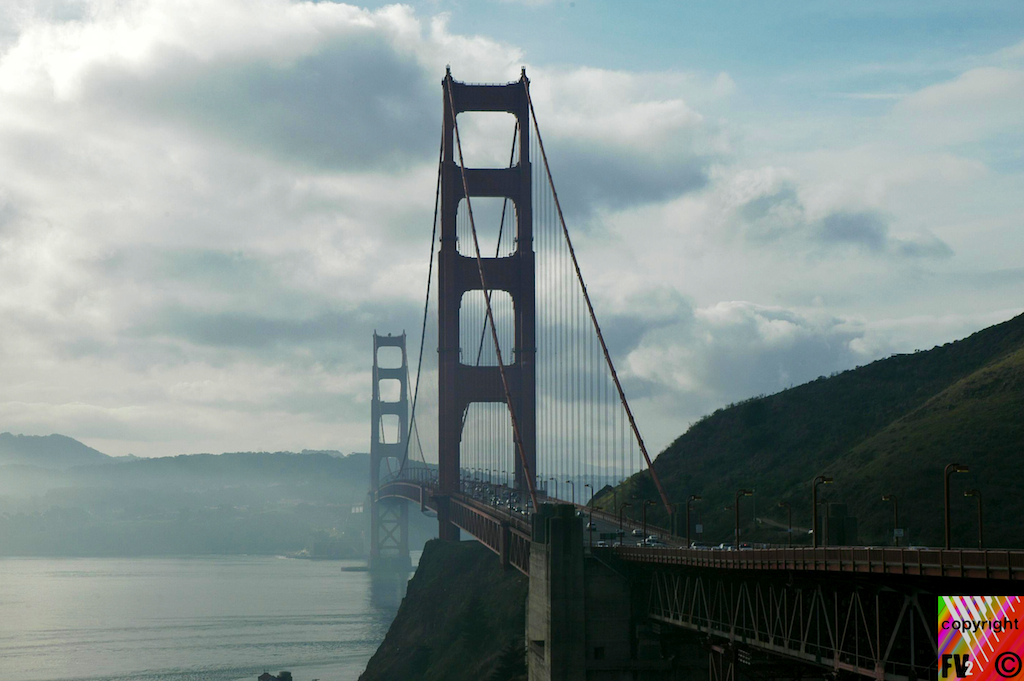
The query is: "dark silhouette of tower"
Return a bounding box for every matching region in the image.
[437,70,535,541]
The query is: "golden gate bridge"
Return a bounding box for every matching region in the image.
[366,69,1021,681]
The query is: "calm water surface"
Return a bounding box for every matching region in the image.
[0,555,415,681]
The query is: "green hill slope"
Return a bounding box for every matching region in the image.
[606,312,1024,549]
[826,342,1024,547]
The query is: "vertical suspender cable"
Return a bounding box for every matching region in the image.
[524,80,673,516]
[399,138,442,479]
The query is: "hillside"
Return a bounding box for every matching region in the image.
[607,311,1024,549]
[359,539,527,681]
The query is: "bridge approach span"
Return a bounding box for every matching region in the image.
[377,479,533,574]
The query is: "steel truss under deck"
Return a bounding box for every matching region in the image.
[646,567,937,680]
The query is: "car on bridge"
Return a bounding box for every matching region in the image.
[640,538,668,547]
[631,528,644,537]
[689,541,710,549]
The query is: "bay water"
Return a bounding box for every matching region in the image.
[0,555,415,681]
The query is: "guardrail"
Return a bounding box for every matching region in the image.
[612,545,1024,580]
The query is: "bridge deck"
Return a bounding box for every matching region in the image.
[377,480,1024,581]
[612,544,1024,580]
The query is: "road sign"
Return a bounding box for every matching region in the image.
[695,524,703,534]
[894,528,905,538]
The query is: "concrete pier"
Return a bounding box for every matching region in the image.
[526,504,673,681]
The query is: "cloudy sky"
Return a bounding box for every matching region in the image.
[0,0,1021,458]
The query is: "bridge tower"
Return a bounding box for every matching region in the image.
[438,70,536,541]
[369,332,411,572]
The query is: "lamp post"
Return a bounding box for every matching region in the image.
[618,502,632,543]
[778,501,792,547]
[548,477,559,501]
[812,476,833,548]
[735,490,753,547]
[588,505,595,548]
[686,495,701,549]
[584,483,593,507]
[964,489,983,549]
[944,463,969,549]
[642,500,655,541]
[822,500,832,547]
[566,480,576,507]
[881,494,899,546]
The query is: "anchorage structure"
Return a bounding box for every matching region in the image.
[437,71,536,541]
[369,332,411,571]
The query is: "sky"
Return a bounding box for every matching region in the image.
[0,0,1021,458]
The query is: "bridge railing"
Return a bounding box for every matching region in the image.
[375,479,533,574]
[611,544,1024,580]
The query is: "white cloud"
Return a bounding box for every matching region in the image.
[892,67,1024,144]
[0,0,1018,462]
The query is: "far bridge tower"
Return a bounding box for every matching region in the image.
[369,332,411,572]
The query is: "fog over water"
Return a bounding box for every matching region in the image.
[1,555,415,681]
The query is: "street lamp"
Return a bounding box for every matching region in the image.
[618,502,632,543]
[778,501,792,547]
[735,490,754,547]
[964,490,983,549]
[566,479,576,506]
[944,463,969,549]
[587,503,599,548]
[812,476,833,548]
[548,477,559,501]
[642,500,656,541]
[882,494,899,546]
[584,483,593,507]
[686,495,701,549]
[822,500,832,548]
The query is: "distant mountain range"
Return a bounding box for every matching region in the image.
[0,434,369,498]
[0,435,384,556]
[0,432,112,469]
[611,311,1024,549]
